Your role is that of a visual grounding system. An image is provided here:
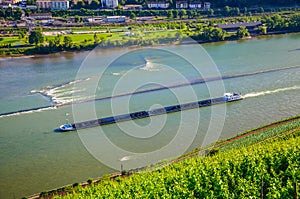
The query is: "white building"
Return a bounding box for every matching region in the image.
[36,0,69,10]
[203,2,211,10]
[0,0,21,5]
[176,1,188,9]
[103,16,126,23]
[101,0,118,8]
[147,1,169,9]
[189,2,201,9]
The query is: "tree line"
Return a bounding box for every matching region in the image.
[2,12,300,56]
[0,8,22,20]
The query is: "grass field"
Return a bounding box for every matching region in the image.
[0,36,27,46]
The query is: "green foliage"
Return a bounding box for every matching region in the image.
[258,25,267,35]
[210,0,299,8]
[28,30,44,46]
[51,121,300,199]
[63,36,73,49]
[236,26,250,38]
[0,8,22,20]
[87,178,93,185]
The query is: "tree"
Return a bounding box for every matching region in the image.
[89,0,99,9]
[167,10,173,19]
[212,28,226,41]
[63,36,72,49]
[74,15,82,23]
[243,7,248,15]
[75,1,85,9]
[24,8,31,17]
[5,7,13,19]
[13,8,22,20]
[208,9,214,17]
[29,30,44,46]
[258,7,264,13]
[27,0,36,5]
[0,9,5,19]
[289,13,300,31]
[94,33,99,44]
[54,35,61,47]
[178,10,186,19]
[222,6,231,16]
[129,12,136,20]
[236,26,250,38]
[172,10,178,19]
[258,25,267,34]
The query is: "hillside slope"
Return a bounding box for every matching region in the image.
[52,123,300,198]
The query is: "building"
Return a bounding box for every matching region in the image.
[147,1,169,9]
[103,16,126,23]
[50,0,69,10]
[105,0,117,8]
[175,1,188,9]
[216,21,262,32]
[0,0,21,5]
[203,2,210,10]
[189,1,201,9]
[85,17,102,22]
[122,4,142,10]
[136,16,153,21]
[36,0,69,10]
[36,0,50,9]
[29,13,52,20]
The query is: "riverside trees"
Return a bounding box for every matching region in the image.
[29,30,44,46]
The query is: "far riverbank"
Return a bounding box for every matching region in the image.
[1,30,300,60]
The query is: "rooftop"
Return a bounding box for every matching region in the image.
[217,21,262,29]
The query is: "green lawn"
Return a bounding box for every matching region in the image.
[45,33,113,44]
[0,37,27,46]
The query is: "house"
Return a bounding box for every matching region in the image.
[36,0,69,10]
[0,0,21,5]
[216,21,262,32]
[147,1,169,9]
[122,4,142,10]
[189,1,201,9]
[105,0,118,8]
[203,2,210,10]
[36,0,50,9]
[175,1,188,9]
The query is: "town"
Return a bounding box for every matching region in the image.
[0,0,211,10]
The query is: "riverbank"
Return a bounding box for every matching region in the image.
[1,30,299,60]
[1,11,300,58]
[28,114,300,198]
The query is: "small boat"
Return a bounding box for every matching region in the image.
[224,93,243,102]
[59,123,76,131]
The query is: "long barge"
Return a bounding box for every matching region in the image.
[59,93,243,131]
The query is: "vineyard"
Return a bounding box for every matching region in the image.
[49,119,300,199]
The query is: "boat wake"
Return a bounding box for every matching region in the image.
[0,106,56,118]
[32,78,92,105]
[139,59,161,72]
[1,65,300,117]
[244,85,300,98]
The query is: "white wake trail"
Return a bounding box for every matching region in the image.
[244,85,300,98]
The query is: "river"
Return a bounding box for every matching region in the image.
[0,33,300,198]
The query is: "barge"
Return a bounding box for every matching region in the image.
[59,93,243,132]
